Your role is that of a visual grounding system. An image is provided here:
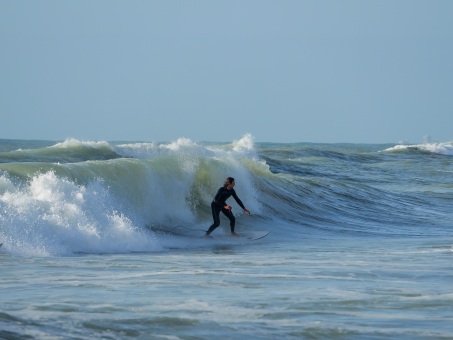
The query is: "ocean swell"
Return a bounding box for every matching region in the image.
[1,135,452,256]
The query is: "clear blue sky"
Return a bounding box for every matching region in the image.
[1,1,452,144]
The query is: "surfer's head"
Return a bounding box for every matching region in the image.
[224,177,235,189]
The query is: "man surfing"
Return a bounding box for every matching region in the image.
[205,177,250,237]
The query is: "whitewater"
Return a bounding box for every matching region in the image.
[1,135,452,339]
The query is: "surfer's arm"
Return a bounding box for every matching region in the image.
[232,190,250,215]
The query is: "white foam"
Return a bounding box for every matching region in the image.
[116,134,258,160]
[116,138,213,159]
[232,133,255,152]
[50,138,114,150]
[162,137,199,151]
[0,171,160,256]
[384,142,453,156]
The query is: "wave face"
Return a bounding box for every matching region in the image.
[1,136,452,256]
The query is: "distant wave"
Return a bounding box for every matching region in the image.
[384,142,453,156]
[50,138,114,150]
[0,138,121,164]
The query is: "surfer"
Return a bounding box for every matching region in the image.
[205,177,250,237]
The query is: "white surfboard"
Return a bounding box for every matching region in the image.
[209,230,269,241]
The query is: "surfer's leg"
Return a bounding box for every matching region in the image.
[222,208,236,233]
[206,203,221,235]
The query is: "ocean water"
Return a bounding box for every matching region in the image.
[1,135,452,339]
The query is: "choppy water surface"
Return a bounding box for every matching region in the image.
[1,136,453,338]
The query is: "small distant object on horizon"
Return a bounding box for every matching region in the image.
[423,135,432,144]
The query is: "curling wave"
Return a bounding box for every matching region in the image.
[0,135,451,256]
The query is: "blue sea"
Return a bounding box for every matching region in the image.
[1,134,452,339]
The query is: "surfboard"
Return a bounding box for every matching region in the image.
[208,230,269,241]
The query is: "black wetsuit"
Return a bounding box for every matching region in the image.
[206,187,246,235]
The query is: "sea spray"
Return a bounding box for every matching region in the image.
[0,171,158,256]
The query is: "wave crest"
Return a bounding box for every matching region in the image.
[384,142,453,156]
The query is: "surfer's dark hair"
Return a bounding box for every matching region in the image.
[224,177,235,187]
